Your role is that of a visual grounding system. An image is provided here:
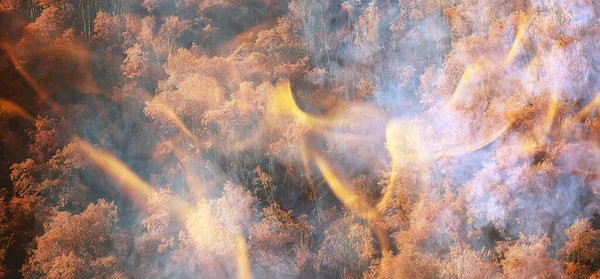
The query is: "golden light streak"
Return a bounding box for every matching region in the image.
[312,151,389,252]
[298,137,317,200]
[535,91,559,141]
[76,139,155,208]
[379,120,408,210]
[504,13,530,66]
[379,120,432,208]
[574,92,600,122]
[152,102,196,140]
[544,92,559,132]
[440,121,513,157]
[267,80,322,125]
[559,92,600,133]
[266,79,385,137]
[137,88,198,141]
[312,152,381,222]
[527,54,542,77]
[269,80,398,239]
[0,98,35,122]
[53,41,100,94]
[440,25,539,155]
[448,63,481,109]
[1,42,50,102]
[78,140,252,277]
[77,140,192,217]
[182,158,212,201]
[221,19,277,56]
[235,233,253,279]
[299,137,312,180]
[449,13,529,111]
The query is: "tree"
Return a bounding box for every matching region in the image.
[22,200,128,278]
[0,0,22,11]
[355,2,381,55]
[10,143,91,210]
[141,0,163,12]
[563,219,600,264]
[172,183,258,278]
[0,197,13,278]
[32,0,63,9]
[562,219,600,278]
[500,235,564,279]
[356,78,376,100]
[93,11,124,49]
[21,4,72,41]
[440,243,501,279]
[157,16,191,56]
[134,190,177,277]
[316,210,376,278]
[27,117,62,164]
[249,203,312,277]
[122,44,150,79]
[145,74,224,134]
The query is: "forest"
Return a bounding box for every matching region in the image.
[1,0,600,278]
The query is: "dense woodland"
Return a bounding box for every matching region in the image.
[2,0,600,278]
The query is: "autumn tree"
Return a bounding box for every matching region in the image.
[440,244,501,279]
[249,203,313,277]
[500,235,564,279]
[93,11,125,50]
[0,0,21,11]
[122,44,150,79]
[134,190,177,277]
[20,3,72,42]
[355,2,381,55]
[172,183,258,278]
[315,210,376,278]
[22,200,128,278]
[355,78,376,100]
[10,143,91,210]
[157,16,191,56]
[562,219,600,278]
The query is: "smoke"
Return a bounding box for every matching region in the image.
[4,0,600,278]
